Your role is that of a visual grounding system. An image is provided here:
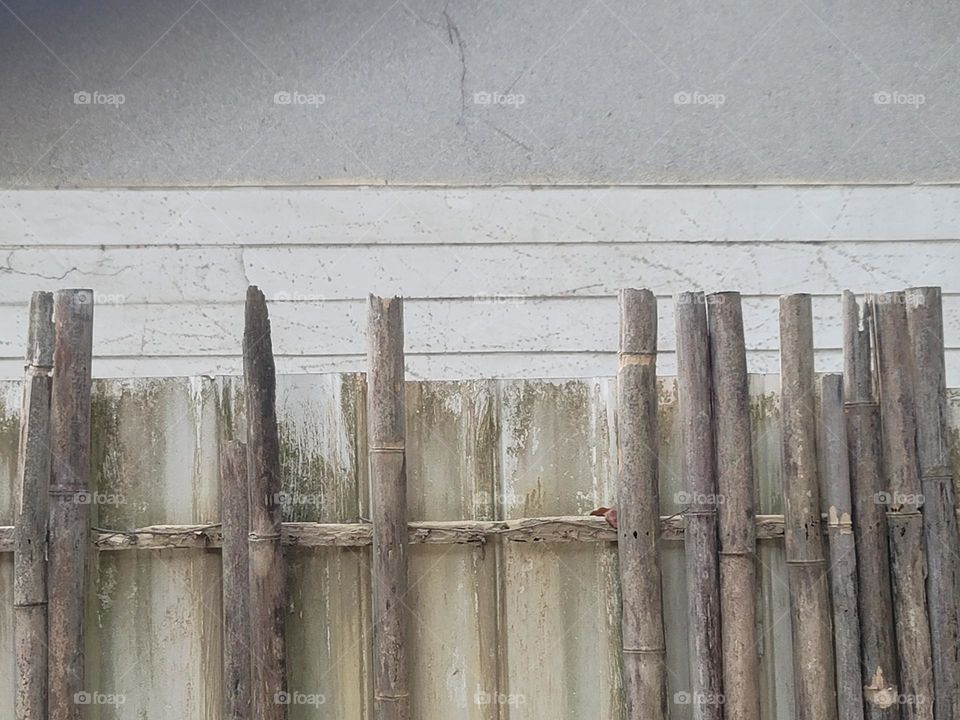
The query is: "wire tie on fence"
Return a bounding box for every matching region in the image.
[375,692,410,700]
[248,532,282,542]
[13,600,48,608]
[49,487,84,497]
[785,558,827,566]
[622,646,666,655]
[843,400,879,409]
[369,444,405,454]
[683,509,717,517]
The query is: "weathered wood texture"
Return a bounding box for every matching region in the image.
[675,292,723,720]
[14,291,53,720]
[818,374,864,720]
[708,292,760,720]
[243,287,288,720]
[842,292,900,720]
[616,289,667,720]
[871,293,934,720]
[367,296,410,720]
[47,289,94,720]
[779,294,837,720]
[221,441,251,720]
[904,286,960,720]
[4,373,960,718]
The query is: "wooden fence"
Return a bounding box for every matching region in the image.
[2,287,960,719]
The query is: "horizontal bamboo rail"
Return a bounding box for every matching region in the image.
[0,513,869,551]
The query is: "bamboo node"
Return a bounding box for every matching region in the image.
[375,692,410,700]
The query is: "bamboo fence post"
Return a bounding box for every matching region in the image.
[842,292,900,720]
[819,373,864,720]
[616,288,667,720]
[47,289,94,720]
[243,287,287,720]
[904,286,960,720]
[14,291,54,720]
[779,293,837,720]
[706,291,760,720]
[222,440,251,720]
[675,291,723,720]
[368,295,410,720]
[870,292,934,720]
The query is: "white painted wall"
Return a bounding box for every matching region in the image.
[2,185,959,381]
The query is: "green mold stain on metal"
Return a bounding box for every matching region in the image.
[0,384,21,524]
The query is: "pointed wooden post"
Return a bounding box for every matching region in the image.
[368,295,410,720]
[14,292,54,720]
[707,291,760,720]
[819,373,864,720]
[243,286,287,720]
[842,292,900,720]
[616,289,667,720]
[871,292,934,720]
[222,440,251,720]
[779,293,837,720]
[904,286,960,720]
[47,289,94,720]
[675,291,723,720]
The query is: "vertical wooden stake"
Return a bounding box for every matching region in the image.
[779,293,837,720]
[368,295,410,720]
[842,292,900,720]
[15,291,54,720]
[47,289,94,720]
[819,373,864,720]
[243,286,287,720]
[870,292,934,720]
[222,440,251,720]
[616,288,667,720]
[904,286,960,720]
[675,291,723,720]
[707,291,760,720]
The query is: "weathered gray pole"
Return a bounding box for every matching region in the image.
[779,293,837,720]
[819,373,864,720]
[14,292,54,720]
[47,289,94,720]
[707,291,760,720]
[222,440,251,720]
[368,295,410,720]
[243,286,287,720]
[675,291,723,720]
[616,289,667,720]
[871,292,934,720]
[842,292,900,720]
[904,286,960,720]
